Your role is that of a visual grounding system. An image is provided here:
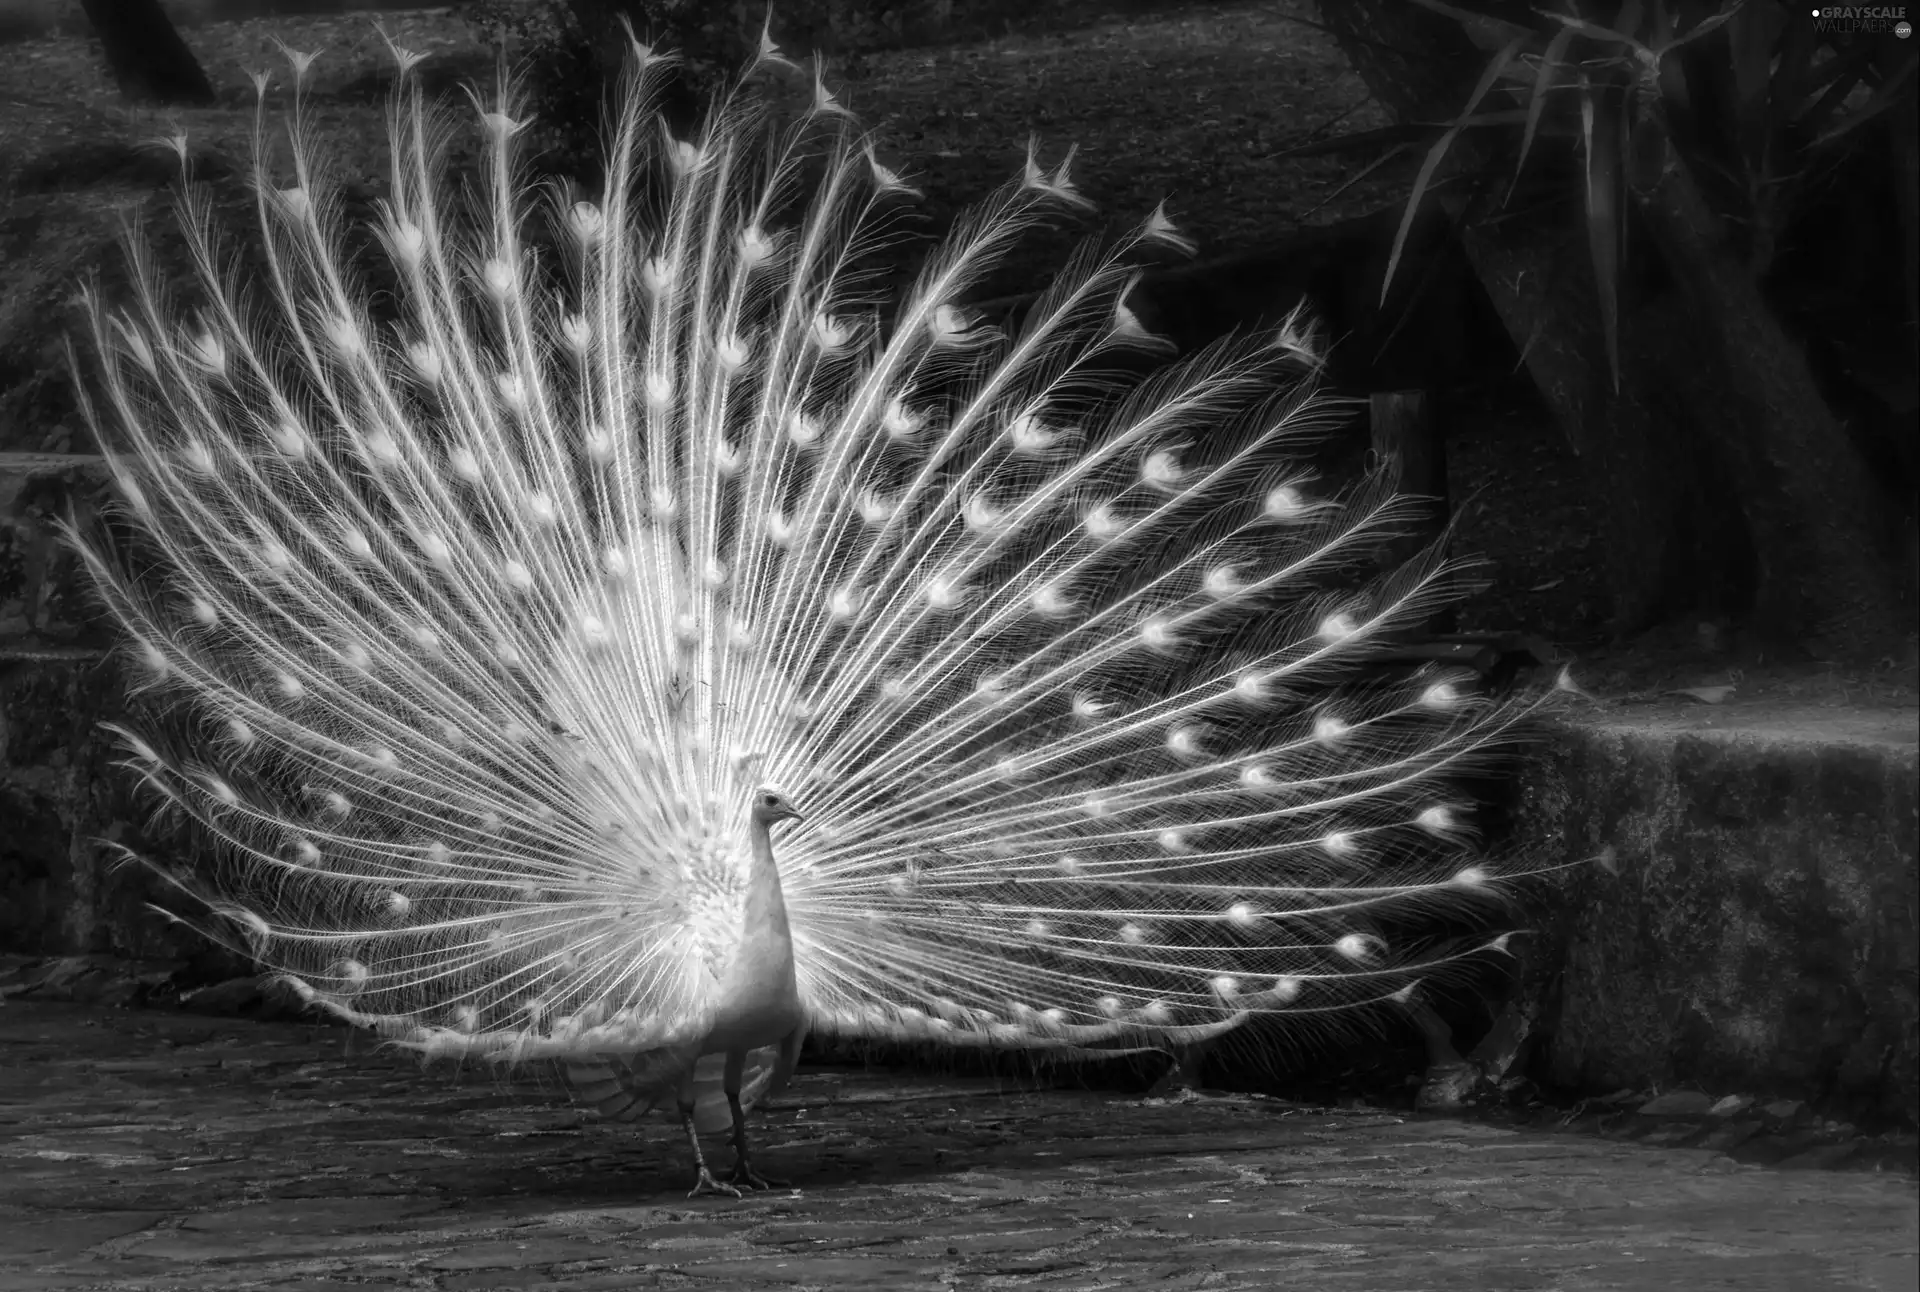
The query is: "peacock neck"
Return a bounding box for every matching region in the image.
[701,814,802,1050]
[743,818,795,947]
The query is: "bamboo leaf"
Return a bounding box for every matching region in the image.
[1540,11,1655,62]
[1511,23,1582,204]
[1405,0,1534,38]
[1665,2,1744,51]
[1811,57,1917,149]
[1791,36,1885,131]
[1580,77,1625,392]
[1383,36,1527,306]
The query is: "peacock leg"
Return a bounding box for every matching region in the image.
[720,1048,789,1190]
[678,1076,741,1199]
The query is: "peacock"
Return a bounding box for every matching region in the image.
[67,34,1560,1198]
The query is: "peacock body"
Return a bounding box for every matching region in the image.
[70,36,1552,1195]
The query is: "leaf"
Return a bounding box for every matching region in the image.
[1668,3,1743,52]
[1539,11,1655,62]
[1382,35,1526,306]
[1509,23,1581,205]
[1722,0,1782,114]
[1403,0,1534,40]
[1810,57,1917,149]
[1579,76,1625,392]
[1792,40,1878,140]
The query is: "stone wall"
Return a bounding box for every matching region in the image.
[0,451,215,974]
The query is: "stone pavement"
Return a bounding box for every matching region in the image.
[1,1003,1914,1291]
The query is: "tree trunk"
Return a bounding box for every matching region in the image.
[1441,182,1755,636]
[79,0,217,106]
[1628,133,1913,658]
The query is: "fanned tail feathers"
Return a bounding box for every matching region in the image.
[70,38,1556,1076]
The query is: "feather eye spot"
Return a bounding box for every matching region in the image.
[406,342,443,385]
[881,397,924,441]
[1083,503,1128,542]
[1318,612,1359,643]
[786,411,820,448]
[1335,932,1381,964]
[923,576,969,610]
[1141,446,1185,490]
[715,334,751,373]
[811,313,852,352]
[568,201,604,245]
[828,585,864,623]
[739,224,775,265]
[1006,412,1061,456]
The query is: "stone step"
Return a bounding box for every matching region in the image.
[1511,702,1918,1128]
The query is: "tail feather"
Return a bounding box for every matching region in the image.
[70,40,1560,1075]
[564,1042,789,1134]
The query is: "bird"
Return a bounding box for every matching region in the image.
[65,34,1558,1198]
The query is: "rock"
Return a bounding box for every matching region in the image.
[1761,1099,1809,1125]
[1638,1123,1708,1147]
[1637,1091,1716,1116]
[1708,1094,1754,1117]
[178,976,272,1016]
[1699,1121,1763,1152]
[1415,1061,1483,1112]
[1776,1142,1862,1171]
[0,954,181,1006]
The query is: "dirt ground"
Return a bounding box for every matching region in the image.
[2,1000,1916,1291]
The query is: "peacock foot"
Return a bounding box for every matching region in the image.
[686,1166,745,1199]
[723,1160,788,1191]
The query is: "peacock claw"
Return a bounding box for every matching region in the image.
[724,1162,787,1191]
[686,1167,744,1200]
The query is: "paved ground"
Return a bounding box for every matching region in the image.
[2,1003,1915,1291]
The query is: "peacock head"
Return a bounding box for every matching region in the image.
[750,787,806,829]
